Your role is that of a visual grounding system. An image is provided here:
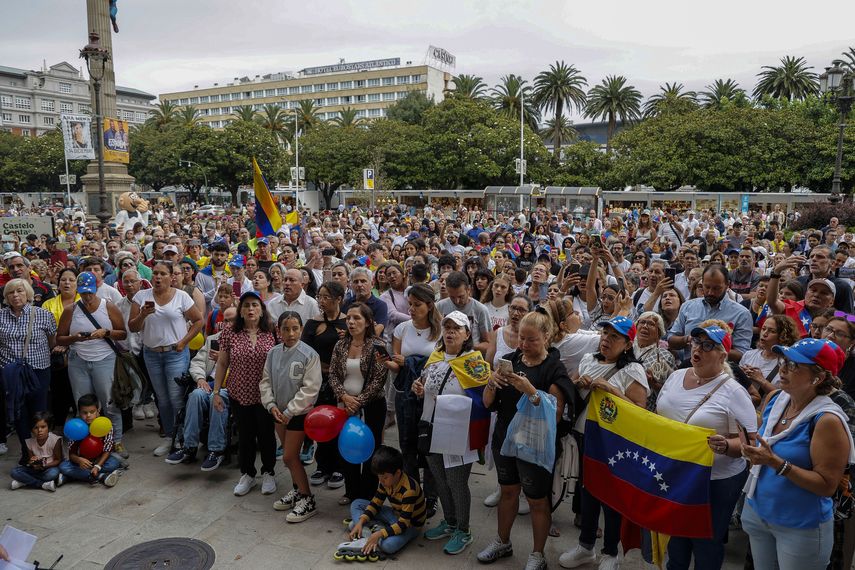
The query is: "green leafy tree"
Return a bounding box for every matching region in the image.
[232,105,259,123]
[753,56,818,101]
[177,105,201,127]
[700,79,749,109]
[365,119,437,191]
[331,107,366,128]
[296,99,321,132]
[447,74,488,99]
[584,75,642,151]
[539,116,577,152]
[834,47,855,74]
[384,91,435,125]
[490,74,540,131]
[300,122,369,208]
[533,61,587,156]
[642,82,698,118]
[148,100,179,130]
[213,121,287,206]
[0,129,87,192]
[257,104,292,147]
[551,141,611,187]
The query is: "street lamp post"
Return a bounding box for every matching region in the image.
[79,32,111,227]
[179,160,209,203]
[820,64,854,204]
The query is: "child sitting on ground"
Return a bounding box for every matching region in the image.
[10,411,63,492]
[59,394,122,487]
[347,446,426,556]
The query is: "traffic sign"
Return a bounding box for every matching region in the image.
[59,174,76,185]
[363,168,375,190]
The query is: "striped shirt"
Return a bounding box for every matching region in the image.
[0,304,57,369]
[362,473,426,537]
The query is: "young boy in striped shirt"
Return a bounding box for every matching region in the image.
[348,446,426,555]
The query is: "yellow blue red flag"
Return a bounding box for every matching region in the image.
[253,157,281,238]
[583,390,715,539]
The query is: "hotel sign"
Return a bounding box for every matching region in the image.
[301,58,401,76]
[428,45,456,67]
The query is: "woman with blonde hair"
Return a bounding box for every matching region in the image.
[740,314,800,396]
[634,311,676,411]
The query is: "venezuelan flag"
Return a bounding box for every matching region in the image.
[285,209,300,236]
[583,390,715,539]
[425,350,491,450]
[253,157,282,238]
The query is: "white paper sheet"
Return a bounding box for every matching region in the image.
[0,526,36,570]
[430,394,472,456]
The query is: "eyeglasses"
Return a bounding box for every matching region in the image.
[823,326,852,340]
[690,338,718,352]
[636,320,658,329]
[508,306,528,314]
[777,359,804,373]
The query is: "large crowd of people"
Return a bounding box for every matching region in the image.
[1,201,855,570]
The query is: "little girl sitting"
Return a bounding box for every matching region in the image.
[10,411,63,492]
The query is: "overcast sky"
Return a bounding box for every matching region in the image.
[5,0,855,119]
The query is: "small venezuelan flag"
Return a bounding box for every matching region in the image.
[425,350,491,450]
[583,390,715,539]
[253,157,282,238]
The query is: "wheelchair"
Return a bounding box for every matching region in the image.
[171,372,238,464]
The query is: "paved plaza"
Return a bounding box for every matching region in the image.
[1,420,748,569]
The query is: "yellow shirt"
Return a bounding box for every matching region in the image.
[42,294,79,325]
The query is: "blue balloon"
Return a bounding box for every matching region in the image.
[338,417,375,464]
[63,418,89,441]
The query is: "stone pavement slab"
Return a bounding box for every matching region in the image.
[0,420,747,569]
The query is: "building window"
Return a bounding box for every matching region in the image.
[14,97,31,110]
[383,92,395,101]
[355,95,366,103]
[59,82,72,94]
[397,92,409,99]
[355,110,366,118]
[326,111,339,120]
[367,93,380,102]
[315,98,324,107]
[200,95,209,103]
[60,101,73,112]
[300,85,313,94]
[1,112,11,122]
[276,88,287,96]
[326,97,339,105]
[340,81,353,89]
[135,112,146,122]
[190,97,199,104]
[180,98,189,105]
[0,95,11,107]
[383,77,394,86]
[265,89,275,97]
[411,75,423,83]
[43,116,55,126]
[123,110,134,121]
[367,78,380,87]
[289,86,299,95]
[211,94,220,102]
[21,130,31,137]
[314,84,325,92]
[40,99,55,112]
[355,80,365,88]
[341,95,352,104]
[397,76,410,84]
[79,103,91,113]
[368,108,382,117]
[19,114,30,123]
[253,90,264,98]
[326,82,338,91]
[254,104,263,110]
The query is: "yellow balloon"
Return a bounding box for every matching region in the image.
[189,332,205,351]
[89,416,112,438]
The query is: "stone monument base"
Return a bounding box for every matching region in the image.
[80,161,135,222]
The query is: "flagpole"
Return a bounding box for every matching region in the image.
[64,158,72,208]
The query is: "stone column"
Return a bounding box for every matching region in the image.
[80,0,135,221]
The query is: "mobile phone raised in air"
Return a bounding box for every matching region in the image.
[664,267,677,281]
[497,358,513,376]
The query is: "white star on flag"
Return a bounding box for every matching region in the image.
[648,462,656,472]
[617,451,624,460]
[608,457,616,466]
[633,452,639,460]
[654,471,663,481]
[659,482,669,492]
[641,456,649,465]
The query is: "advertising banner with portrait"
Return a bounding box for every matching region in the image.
[60,114,95,160]
[103,117,130,163]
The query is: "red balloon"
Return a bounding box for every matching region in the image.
[305,405,348,442]
[79,435,104,460]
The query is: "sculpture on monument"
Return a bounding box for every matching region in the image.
[113,191,150,230]
[109,0,119,33]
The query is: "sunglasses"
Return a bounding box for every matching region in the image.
[833,310,855,323]
[690,338,718,352]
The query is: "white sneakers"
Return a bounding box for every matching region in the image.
[152,439,172,457]
[598,555,620,570]
[559,545,598,568]
[132,405,145,420]
[482,487,530,514]
[143,403,157,419]
[518,494,530,515]
[233,474,257,496]
[261,473,277,495]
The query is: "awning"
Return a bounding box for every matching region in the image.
[484,186,600,196]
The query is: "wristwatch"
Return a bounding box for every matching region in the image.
[528,392,541,405]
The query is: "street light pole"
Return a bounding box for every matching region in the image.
[79,32,110,227]
[180,160,209,203]
[820,64,853,204]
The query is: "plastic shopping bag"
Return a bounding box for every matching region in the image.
[500,390,557,472]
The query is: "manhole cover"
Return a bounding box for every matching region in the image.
[105,537,215,569]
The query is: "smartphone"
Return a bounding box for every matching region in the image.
[322,248,336,257]
[497,358,513,376]
[567,262,581,276]
[144,301,155,310]
[323,269,333,283]
[664,267,677,281]
[590,233,602,249]
[80,331,91,338]
[210,340,220,352]
[374,344,391,359]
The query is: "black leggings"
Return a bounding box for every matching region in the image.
[314,379,339,475]
[233,402,276,477]
[341,398,386,500]
[49,365,75,427]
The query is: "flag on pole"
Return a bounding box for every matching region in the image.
[583,389,715,539]
[253,157,281,238]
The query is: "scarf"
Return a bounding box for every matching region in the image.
[744,391,855,498]
[425,349,491,450]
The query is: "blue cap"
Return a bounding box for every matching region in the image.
[480,247,492,255]
[725,247,739,255]
[542,245,552,253]
[77,271,97,294]
[239,290,262,303]
[237,243,250,254]
[257,238,270,245]
[356,255,370,267]
[772,338,845,375]
[228,254,246,268]
[597,316,636,342]
[690,325,732,352]
[407,232,420,240]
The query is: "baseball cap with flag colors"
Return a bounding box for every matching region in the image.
[772,338,846,375]
[690,325,732,353]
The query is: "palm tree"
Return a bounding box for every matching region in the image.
[490,74,540,131]
[642,82,698,118]
[533,61,587,156]
[753,56,819,101]
[148,100,178,129]
[177,105,201,127]
[257,104,292,146]
[331,107,366,128]
[833,47,855,74]
[447,74,488,99]
[700,79,748,109]
[583,75,642,151]
[232,105,259,123]
[539,116,577,153]
[295,99,321,132]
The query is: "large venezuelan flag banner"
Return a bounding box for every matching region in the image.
[583,390,715,539]
[253,157,282,238]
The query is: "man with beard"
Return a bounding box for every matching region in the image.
[195,241,229,312]
[796,245,853,314]
[667,264,752,361]
[767,255,838,338]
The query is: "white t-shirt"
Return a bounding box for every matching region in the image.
[96,282,123,305]
[133,288,195,348]
[575,353,649,433]
[553,331,601,378]
[393,320,437,358]
[656,369,758,479]
[485,302,509,330]
[739,349,781,386]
